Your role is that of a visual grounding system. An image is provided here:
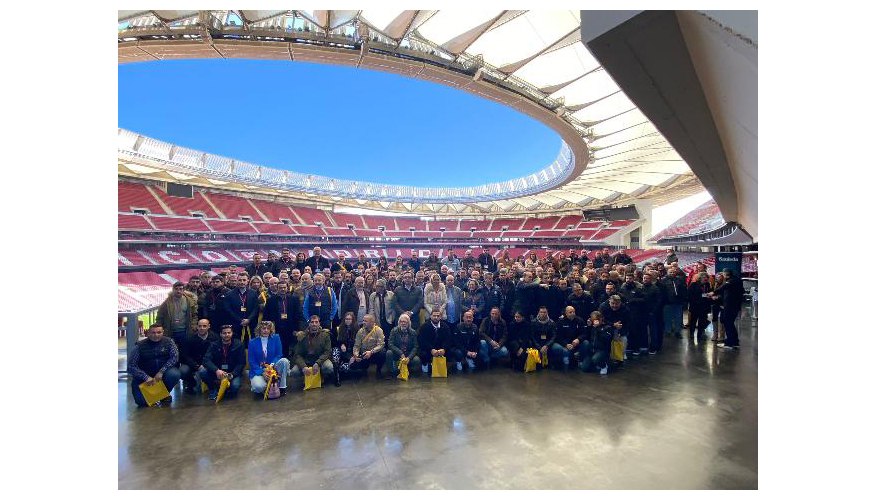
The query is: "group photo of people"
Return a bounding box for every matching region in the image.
[129,245,746,407]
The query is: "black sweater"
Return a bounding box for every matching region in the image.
[181,331,219,368]
[203,339,246,379]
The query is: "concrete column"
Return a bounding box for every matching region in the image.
[633,200,654,249]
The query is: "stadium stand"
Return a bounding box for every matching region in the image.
[649,200,725,241]
[150,187,219,218]
[459,220,491,231]
[205,192,263,220]
[249,199,297,223]
[331,213,366,228]
[207,219,257,234]
[148,215,211,232]
[288,206,333,227]
[118,214,153,230]
[554,215,583,229]
[252,222,296,235]
[397,218,427,231]
[489,218,525,231]
[361,215,398,230]
[118,181,166,214]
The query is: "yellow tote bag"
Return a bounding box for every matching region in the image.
[610,338,624,362]
[397,358,409,381]
[138,380,170,406]
[304,372,322,390]
[524,348,540,373]
[431,356,447,378]
[541,348,548,367]
[215,377,230,404]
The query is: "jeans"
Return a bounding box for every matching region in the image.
[579,341,609,373]
[478,340,508,365]
[549,343,573,368]
[179,363,199,387]
[131,367,181,407]
[289,359,336,387]
[250,358,290,393]
[385,351,422,375]
[449,348,477,371]
[199,366,241,396]
[663,304,683,334]
[348,351,386,375]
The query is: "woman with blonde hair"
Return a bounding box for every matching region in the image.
[423,272,448,320]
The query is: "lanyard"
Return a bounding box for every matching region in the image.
[239,290,247,303]
[280,298,286,315]
[221,344,230,364]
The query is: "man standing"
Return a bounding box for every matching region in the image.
[200,324,245,400]
[664,249,678,265]
[444,274,463,330]
[222,275,260,344]
[407,250,421,274]
[198,275,229,331]
[370,279,396,336]
[661,267,687,339]
[613,249,633,266]
[156,282,198,349]
[264,282,301,358]
[179,319,218,394]
[331,254,350,274]
[273,248,296,276]
[481,272,504,316]
[305,246,330,275]
[441,249,460,273]
[478,248,496,273]
[640,272,664,355]
[567,283,595,322]
[246,253,270,279]
[301,273,337,330]
[394,271,424,330]
[341,276,370,327]
[712,269,745,349]
[461,250,477,271]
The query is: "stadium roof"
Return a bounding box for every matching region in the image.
[118,10,704,215]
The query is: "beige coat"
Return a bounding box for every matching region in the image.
[369,290,396,325]
[423,282,448,320]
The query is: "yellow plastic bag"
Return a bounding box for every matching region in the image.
[524,348,540,373]
[610,338,624,362]
[304,372,322,390]
[397,358,409,381]
[431,356,447,378]
[138,380,170,406]
[215,377,230,404]
[200,381,208,393]
[541,348,548,367]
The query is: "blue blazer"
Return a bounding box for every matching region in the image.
[248,334,284,377]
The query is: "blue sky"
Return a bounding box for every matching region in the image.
[118,59,562,187]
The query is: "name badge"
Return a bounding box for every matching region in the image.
[314,301,322,308]
[221,364,229,370]
[280,313,288,320]
[240,306,246,312]
[541,334,547,340]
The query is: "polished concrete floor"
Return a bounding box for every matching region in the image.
[118,309,757,489]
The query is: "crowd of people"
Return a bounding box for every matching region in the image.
[128,246,746,407]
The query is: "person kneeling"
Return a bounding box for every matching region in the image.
[386,314,422,376]
[128,324,180,407]
[507,312,535,371]
[349,314,387,379]
[579,311,613,375]
[201,324,245,400]
[418,309,450,374]
[451,311,483,372]
[248,321,290,397]
[291,315,335,387]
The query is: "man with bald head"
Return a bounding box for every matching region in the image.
[305,246,330,274]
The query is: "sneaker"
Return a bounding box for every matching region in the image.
[648,349,657,355]
[279,387,287,396]
[456,362,463,372]
[638,347,648,353]
[159,396,172,406]
[208,391,218,401]
[183,385,196,395]
[599,366,608,375]
[631,351,640,357]
[422,364,429,373]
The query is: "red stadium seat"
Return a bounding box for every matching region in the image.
[118,214,153,230]
[148,215,211,232]
[150,187,219,218]
[118,181,167,214]
[203,192,263,220]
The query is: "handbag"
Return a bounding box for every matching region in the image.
[304,372,322,390]
[431,355,447,378]
[610,337,625,362]
[138,379,170,407]
[397,357,409,381]
[524,348,540,373]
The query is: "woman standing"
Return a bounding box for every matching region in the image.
[687,272,712,341]
[295,252,307,273]
[423,273,448,320]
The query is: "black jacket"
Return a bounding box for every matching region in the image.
[222,288,260,327]
[479,317,508,346]
[688,281,713,312]
[513,281,541,318]
[202,339,246,379]
[598,302,632,336]
[531,318,556,348]
[264,293,302,340]
[639,282,663,315]
[478,253,496,272]
[272,257,297,276]
[181,331,219,368]
[418,320,451,353]
[660,275,687,305]
[198,286,229,330]
[554,316,587,346]
[566,291,594,321]
[507,319,535,351]
[245,262,271,279]
[341,288,369,319]
[548,286,572,319]
[713,276,745,314]
[587,324,615,353]
[451,322,481,353]
[613,253,633,266]
[305,255,331,273]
